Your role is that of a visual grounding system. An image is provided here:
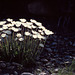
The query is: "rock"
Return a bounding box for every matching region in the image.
[37,69,41,72]
[7,66,15,70]
[39,72,47,75]
[53,35,57,39]
[45,63,51,66]
[3,73,9,75]
[45,45,50,48]
[51,73,57,75]
[21,72,34,75]
[12,62,23,67]
[0,63,6,68]
[53,49,58,52]
[64,61,71,65]
[73,57,75,59]
[52,42,57,45]
[51,46,56,49]
[45,48,52,52]
[69,41,72,45]
[46,41,50,44]
[64,38,68,40]
[6,62,11,67]
[36,62,42,65]
[14,71,18,75]
[73,42,75,46]
[54,68,59,73]
[41,59,48,63]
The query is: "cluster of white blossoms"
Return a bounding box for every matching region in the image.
[0,18,54,47]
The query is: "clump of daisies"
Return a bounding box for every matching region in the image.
[0,18,54,66]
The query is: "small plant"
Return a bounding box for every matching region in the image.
[0,18,54,66]
[57,59,75,75]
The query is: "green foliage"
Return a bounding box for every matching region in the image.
[57,59,75,75]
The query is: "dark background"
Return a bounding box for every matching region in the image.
[0,0,75,34]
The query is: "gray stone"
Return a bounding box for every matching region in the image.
[54,68,59,73]
[45,63,51,66]
[0,63,6,68]
[21,72,34,75]
[12,62,23,67]
[46,48,52,52]
[53,35,57,38]
[7,66,15,70]
[73,57,75,59]
[3,73,9,75]
[52,42,57,45]
[64,38,68,40]
[45,45,50,48]
[41,59,48,63]
[36,62,42,65]
[73,42,75,46]
[14,71,18,75]
[36,69,41,72]
[51,73,57,75]
[6,62,11,67]
[64,61,71,64]
[39,72,47,75]
[69,41,72,45]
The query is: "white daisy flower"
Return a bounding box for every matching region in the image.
[26,22,33,26]
[16,33,22,38]
[32,30,38,35]
[19,19,26,22]
[11,27,21,32]
[37,34,46,40]
[38,30,43,33]
[29,34,32,36]
[7,23,14,27]
[41,32,44,35]
[0,28,3,31]
[38,26,46,30]
[19,38,24,41]
[30,19,37,23]
[3,30,11,35]
[41,36,46,40]
[0,21,6,25]
[16,24,21,27]
[7,18,13,22]
[1,33,6,38]
[24,32,31,36]
[39,43,44,47]
[33,35,38,39]
[13,29,19,32]
[35,22,42,27]
[15,21,21,24]
[2,25,8,30]
[22,23,28,27]
[44,29,54,35]
[18,28,21,31]
[11,21,16,24]
[32,25,36,29]
[9,27,12,30]
[11,27,16,30]
[27,25,32,29]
